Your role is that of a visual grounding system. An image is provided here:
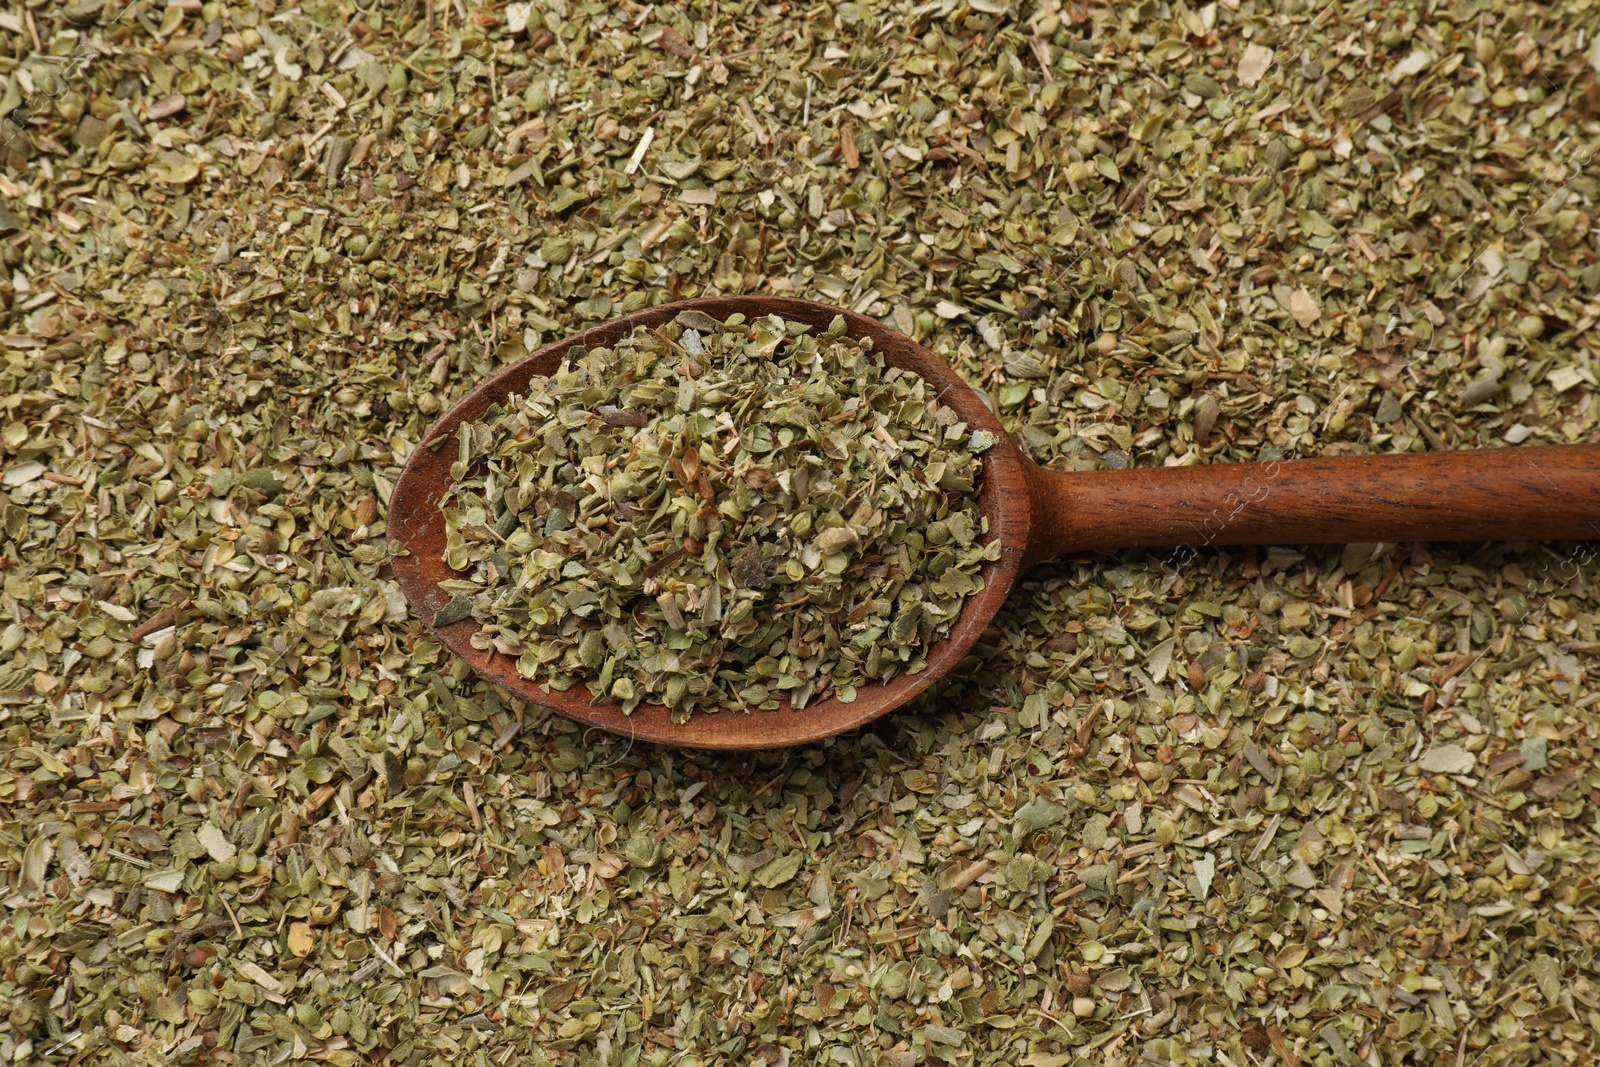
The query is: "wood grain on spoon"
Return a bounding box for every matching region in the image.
[1023,445,1600,566]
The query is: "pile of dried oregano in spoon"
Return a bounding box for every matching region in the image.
[436,310,998,718]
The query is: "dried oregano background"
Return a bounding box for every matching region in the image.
[2,0,1599,1064]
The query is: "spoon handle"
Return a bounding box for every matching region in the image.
[1021,444,1600,566]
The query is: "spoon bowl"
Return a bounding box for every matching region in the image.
[389,296,1600,749]
[388,297,1034,750]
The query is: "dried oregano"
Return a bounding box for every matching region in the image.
[440,310,998,717]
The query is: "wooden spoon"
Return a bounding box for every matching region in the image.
[388,296,1600,750]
